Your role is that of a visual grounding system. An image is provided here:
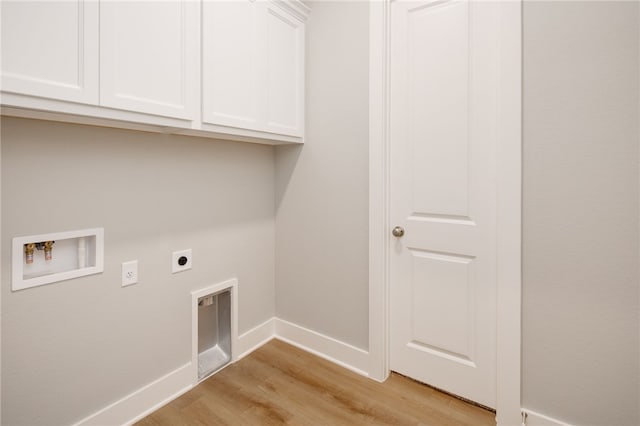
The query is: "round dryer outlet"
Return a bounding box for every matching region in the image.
[172,249,192,273]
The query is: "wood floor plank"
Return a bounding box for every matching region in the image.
[136,340,496,426]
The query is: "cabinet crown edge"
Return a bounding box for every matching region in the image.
[271,0,311,22]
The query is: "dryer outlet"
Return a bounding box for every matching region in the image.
[172,249,192,273]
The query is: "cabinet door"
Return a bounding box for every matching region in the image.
[100,1,198,119]
[201,0,263,130]
[263,2,304,137]
[1,1,99,104]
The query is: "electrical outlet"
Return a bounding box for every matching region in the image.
[122,260,138,286]
[172,249,192,273]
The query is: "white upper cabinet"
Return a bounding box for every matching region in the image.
[264,2,304,137]
[1,0,99,104]
[202,0,308,138]
[202,0,262,131]
[0,0,309,144]
[100,1,198,119]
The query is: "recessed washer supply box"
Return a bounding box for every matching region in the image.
[12,228,104,291]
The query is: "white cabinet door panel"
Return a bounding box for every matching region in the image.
[202,0,262,130]
[201,0,305,138]
[1,0,98,104]
[264,2,303,137]
[100,1,197,119]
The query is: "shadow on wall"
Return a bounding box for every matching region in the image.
[1,117,276,243]
[275,144,304,212]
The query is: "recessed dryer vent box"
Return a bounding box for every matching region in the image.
[191,278,238,382]
[12,228,104,291]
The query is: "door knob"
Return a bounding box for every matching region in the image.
[392,226,405,237]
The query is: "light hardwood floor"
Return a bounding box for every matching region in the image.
[136,340,496,426]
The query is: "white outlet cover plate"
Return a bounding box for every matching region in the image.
[172,249,192,273]
[122,260,138,286]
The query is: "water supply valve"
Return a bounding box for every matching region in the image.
[43,241,55,261]
[32,241,55,262]
[24,243,36,264]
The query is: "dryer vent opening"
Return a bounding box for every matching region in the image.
[197,289,231,380]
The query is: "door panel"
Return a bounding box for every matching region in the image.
[264,2,304,137]
[1,0,98,104]
[390,0,498,408]
[408,1,469,218]
[409,249,474,360]
[201,0,304,137]
[202,0,262,130]
[100,1,197,119]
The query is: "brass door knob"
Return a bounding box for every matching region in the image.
[392,226,405,237]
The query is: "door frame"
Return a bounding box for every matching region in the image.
[367,1,522,424]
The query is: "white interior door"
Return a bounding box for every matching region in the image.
[390,0,499,408]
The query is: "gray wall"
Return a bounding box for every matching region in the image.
[523,2,639,425]
[1,117,275,425]
[275,0,370,350]
[3,2,640,426]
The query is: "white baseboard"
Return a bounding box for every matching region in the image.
[68,319,578,426]
[236,316,276,360]
[235,317,369,378]
[522,409,573,426]
[274,318,370,377]
[74,362,193,426]
[74,317,370,426]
